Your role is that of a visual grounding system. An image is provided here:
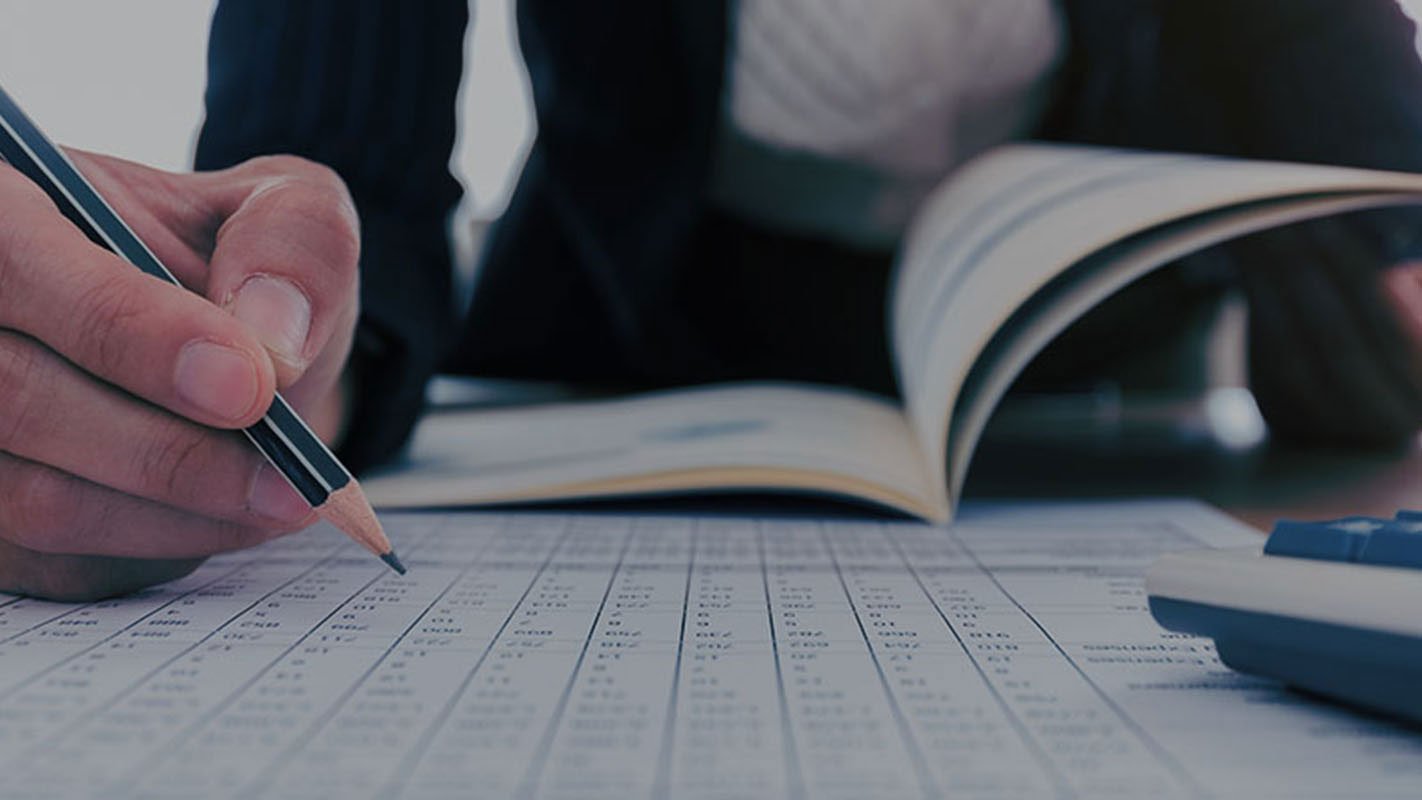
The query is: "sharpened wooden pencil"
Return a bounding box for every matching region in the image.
[0,84,403,574]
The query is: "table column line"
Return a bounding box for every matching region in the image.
[947,527,1207,798]
[2,545,355,778]
[384,517,577,797]
[15,538,361,791]
[757,520,807,800]
[115,551,398,794]
[818,523,940,800]
[883,526,1069,794]
[104,521,451,791]
[248,517,517,795]
[0,557,260,713]
[516,520,638,798]
[651,519,698,799]
[0,594,139,649]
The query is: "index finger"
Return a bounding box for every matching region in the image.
[0,162,277,428]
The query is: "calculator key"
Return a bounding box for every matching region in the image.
[1356,519,1422,570]
[1263,517,1386,562]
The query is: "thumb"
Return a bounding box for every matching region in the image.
[185,156,361,388]
[68,150,361,390]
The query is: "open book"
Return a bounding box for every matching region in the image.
[362,144,1422,522]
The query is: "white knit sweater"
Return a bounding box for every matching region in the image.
[713,0,1065,248]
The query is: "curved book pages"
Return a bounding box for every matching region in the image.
[363,145,1422,521]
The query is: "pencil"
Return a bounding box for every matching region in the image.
[0,84,404,575]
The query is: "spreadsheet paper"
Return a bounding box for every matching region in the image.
[0,501,1419,799]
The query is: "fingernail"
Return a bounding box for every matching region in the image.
[229,276,312,367]
[248,464,311,524]
[174,341,261,421]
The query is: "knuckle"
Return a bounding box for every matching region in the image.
[131,420,211,503]
[247,153,311,177]
[289,184,361,269]
[249,155,348,204]
[7,463,81,551]
[251,164,360,270]
[0,333,49,451]
[258,154,344,195]
[70,270,148,377]
[0,208,51,320]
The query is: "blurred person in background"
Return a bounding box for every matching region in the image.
[2,0,1422,598]
[200,0,1422,469]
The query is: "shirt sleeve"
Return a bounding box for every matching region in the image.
[194,0,468,472]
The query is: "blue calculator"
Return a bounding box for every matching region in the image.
[1148,511,1422,723]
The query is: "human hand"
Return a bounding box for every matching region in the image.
[0,151,360,600]
[1237,219,1422,448]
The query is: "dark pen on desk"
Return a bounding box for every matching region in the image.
[0,84,405,575]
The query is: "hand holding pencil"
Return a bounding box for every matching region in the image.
[0,105,387,600]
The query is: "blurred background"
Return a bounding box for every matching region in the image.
[0,0,534,224]
[2,1,1421,228]
[2,1,1418,520]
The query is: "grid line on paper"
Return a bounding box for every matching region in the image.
[249,516,511,795]
[106,520,460,795]
[115,554,399,794]
[757,520,808,800]
[0,550,315,751]
[651,518,699,799]
[0,593,32,626]
[819,523,939,799]
[1,540,353,792]
[947,525,1206,798]
[516,518,639,798]
[0,598,110,648]
[0,558,258,710]
[883,524,1066,792]
[384,517,576,797]
[99,519,457,795]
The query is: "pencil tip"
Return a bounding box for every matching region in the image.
[380,551,408,575]
[318,482,399,572]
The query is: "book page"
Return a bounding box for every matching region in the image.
[361,383,944,520]
[4,501,1420,799]
[891,145,1422,504]
[941,190,1409,503]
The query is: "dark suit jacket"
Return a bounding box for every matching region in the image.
[197,0,1422,472]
